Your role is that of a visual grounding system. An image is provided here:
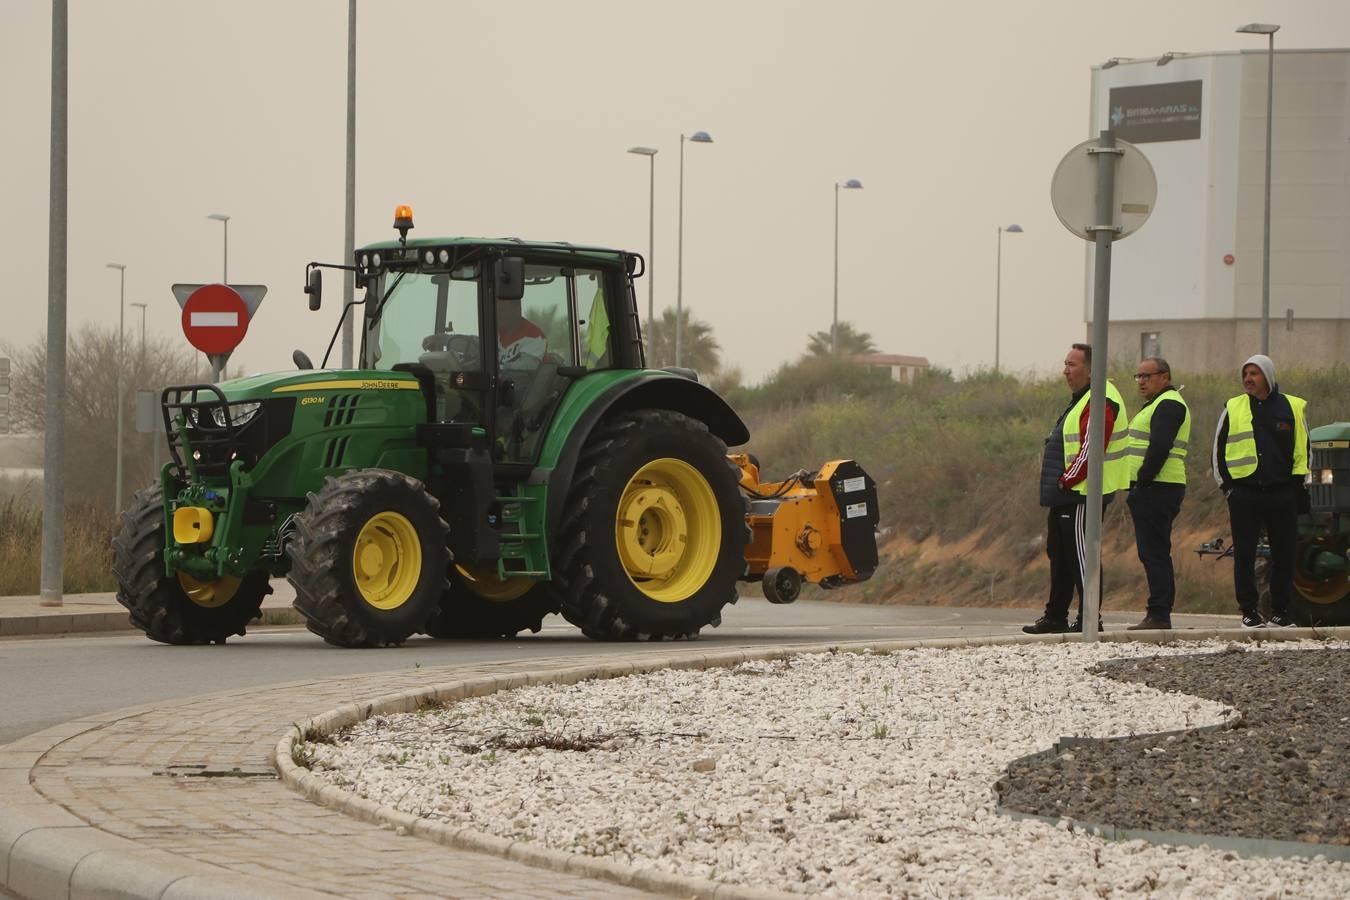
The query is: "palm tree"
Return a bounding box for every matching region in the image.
[645,307,721,373]
[806,321,877,357]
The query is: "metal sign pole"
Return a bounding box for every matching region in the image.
[1081,130,1121,642]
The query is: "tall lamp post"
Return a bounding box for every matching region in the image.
[832,179,864,355]
[106,263,126,515]
[130,302,147,356]
[206,212,230,283]
[627,145,658,356]
[676,130,713,368]
[1237,22,1280,355]
[994,224,1023,372]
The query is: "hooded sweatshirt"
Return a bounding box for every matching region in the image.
[1211,354,1301,489]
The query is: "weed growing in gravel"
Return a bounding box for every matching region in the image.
[291,742,315,768]
[872,723,890,739]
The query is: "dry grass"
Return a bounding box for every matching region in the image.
[0,489,120,596]
[737,362,1350,614]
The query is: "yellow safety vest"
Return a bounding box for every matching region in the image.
[1222,393,1309,479]
[1126,390,1190,485]
[1063,380,1132,495]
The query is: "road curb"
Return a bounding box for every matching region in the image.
[275,626,1350,899]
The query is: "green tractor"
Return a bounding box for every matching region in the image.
[1293,421,1350,626]
[112,207,879,647]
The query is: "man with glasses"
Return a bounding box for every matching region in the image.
[1124,358,1188,630]
[1212,354,1310,628]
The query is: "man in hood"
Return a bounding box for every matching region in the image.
[1212,354,1311,628]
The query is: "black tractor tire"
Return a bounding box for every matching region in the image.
[556,410,748,641]
[1290,535,1350,627]
[288,469,449,648]
[112,484,271,645]
[423,566,560,639]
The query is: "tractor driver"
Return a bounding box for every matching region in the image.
[496,297,547,370]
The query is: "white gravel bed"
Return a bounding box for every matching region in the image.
[305,640,1350,897]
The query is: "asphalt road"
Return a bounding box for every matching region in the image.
[0,599,1237,745]
[0,599,1024,743]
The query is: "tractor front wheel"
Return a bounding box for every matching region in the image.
[557,410,748,641]
[112,485,271,644]
[422,565,559,639]
[289,470,449,648]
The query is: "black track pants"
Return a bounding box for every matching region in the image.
[1227,483,1297,616]
[1127,482,1185,620]
[1044,503,1103,622]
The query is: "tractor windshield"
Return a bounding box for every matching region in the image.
[366,265,483,423]
[366,265,481,372]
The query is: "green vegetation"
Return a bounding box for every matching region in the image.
[0,484,119,595]
[735,359,1350,616]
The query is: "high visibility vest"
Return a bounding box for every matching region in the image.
[1222,393,1309,479]
[1126,390,1190,485]
[1063,380,1132,495]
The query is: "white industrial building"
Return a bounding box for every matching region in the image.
[1086,48,1350,372]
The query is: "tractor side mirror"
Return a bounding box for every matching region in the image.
[496,257,525,301]
[305,268,323,311]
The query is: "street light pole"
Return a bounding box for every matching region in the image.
[107,263,126,516]
[995,224,1023,372]
[1237,23,1279,354]
[342,0,356,369]
[832,179,863,355]
[130,302,147,356]
[206,213,230,284]
[676,131,713,368]
[40,0,68,607]
[627,146,658,357]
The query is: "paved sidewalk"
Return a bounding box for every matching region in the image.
[2,650,675,899]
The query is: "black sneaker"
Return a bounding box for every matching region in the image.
[1267,613,1297,628]
[1241,612,1266,629]
[1071,617,1105,633]
[1022,616,1070,634]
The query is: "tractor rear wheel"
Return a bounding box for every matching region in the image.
[557,410,747,641]
[289,469,449,648]
[112,484,271,644]
[1291,534,1350,626]
[422,565,559,639]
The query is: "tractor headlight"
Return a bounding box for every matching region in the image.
[424,250,435,265]
[438,249,450,264]
[360,253,370,268]
[211,402,263,428]
[372,252,382,268]
[1320,469,1335,485]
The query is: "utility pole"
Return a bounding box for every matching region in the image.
[40,0,69,607]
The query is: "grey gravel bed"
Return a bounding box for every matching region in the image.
[305,639,1350,897]
[999,645,1350,847]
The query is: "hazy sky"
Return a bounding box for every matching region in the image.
[4,0,1349,384]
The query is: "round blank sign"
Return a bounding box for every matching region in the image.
[1050,138,1157,242]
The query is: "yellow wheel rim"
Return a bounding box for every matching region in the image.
[177,572,242,609]
[615,457,721,603]
[352,512,423,611]
[455,564,535,603]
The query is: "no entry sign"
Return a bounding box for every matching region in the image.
[180,284,249,354]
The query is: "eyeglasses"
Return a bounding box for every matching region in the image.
[1134,372,1163,381]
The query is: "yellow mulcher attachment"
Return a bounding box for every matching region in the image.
[731,454,880,603]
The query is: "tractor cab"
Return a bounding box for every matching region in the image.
[310,206,643,468]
